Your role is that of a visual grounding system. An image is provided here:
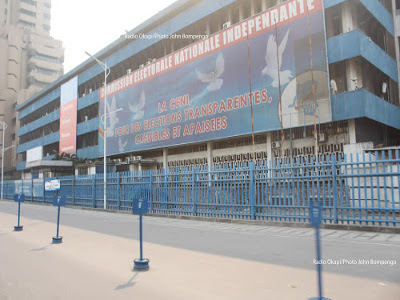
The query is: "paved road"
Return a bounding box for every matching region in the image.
[1,200,399,281]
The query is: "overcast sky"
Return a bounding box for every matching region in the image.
[51,0,177,73]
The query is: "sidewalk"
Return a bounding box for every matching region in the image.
[0,211,399,300]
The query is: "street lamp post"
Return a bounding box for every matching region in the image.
[1,142,16,200]
[85,51,110,210]
[0,121,6,199]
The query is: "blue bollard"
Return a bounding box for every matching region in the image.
[309,201,331,300]
[13,194,24,231]
[52,196,66,244]
[133,198,149,270]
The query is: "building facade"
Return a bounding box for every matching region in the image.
[0,0,63,178]
[15,0,400,178]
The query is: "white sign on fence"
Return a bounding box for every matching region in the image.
[45,179,61,191]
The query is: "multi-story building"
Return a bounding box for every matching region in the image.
[15,0,400,178]
[0,0,63,178]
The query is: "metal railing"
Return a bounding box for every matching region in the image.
[3,151,400,227]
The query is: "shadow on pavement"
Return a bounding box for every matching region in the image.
[114,272,139,290]
[30,244,54,252]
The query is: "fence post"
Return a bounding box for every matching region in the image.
[31,178,33,202]
[116,172,120,210]
[331,155,338,224]
[92,176,96,208]
[192,167,196,216]
[149,171,153,213]
[43,177,45,203]
[249,161,255,220]
[72,176,75,205]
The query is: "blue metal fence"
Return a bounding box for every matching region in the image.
[3,151,400,227]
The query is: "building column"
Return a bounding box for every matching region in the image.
[207,142,213,169]
[163,148,168,169]
[262,0,267,11]
[341,1,356,34]
[250,0,255,16]
[205,22,211,35]
[238,5,244,21]
[346,60,362,91]
[227,7,232,24]
[392,0,400,105]
[348,119,356,144]
[266,132,272,163]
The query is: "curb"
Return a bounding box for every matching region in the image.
[2,199,400,234]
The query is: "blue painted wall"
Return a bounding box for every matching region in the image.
[17,161,26,171]
[78,90,99,110]
[18,109,60,136]
[19,88,60,119]
[332,89,400,129]
[328,30,398,82]
[77,146,98,159]
[359,0,394,36]
[77,117,98,136]
[324,0,346,9]
[17,132,59,154]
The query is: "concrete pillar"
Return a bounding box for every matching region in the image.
[129,164,135,172]
[163,148,168,169]
[207,142,213,169]
[346,60,362,91]
[138,164,142,172]
[266,132,272,163]
[341,2,357,33]
[239,5,244,21]
[262,0,267,11]
[250,0,255,16]
[227,7,232,24]
[348,119,356,144]
[205,22,211,35]
[392,0,400,105]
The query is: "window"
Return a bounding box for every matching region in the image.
[20,8,36,17]
[20,0,37,7]
[18,20,35,28]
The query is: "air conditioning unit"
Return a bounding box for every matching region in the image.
[272,141,280,148]
[146,60,151,65]
[113,158,122,163]
[82,93,86,97]
[318,133,326,142]
[152,58,156,62]
[84,116,88,122]
[139,64,144,68]
[89,88,92,93]
[223,22,231,29]
[125,157,130,164]
[127,69,132,74]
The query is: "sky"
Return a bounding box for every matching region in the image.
[51,0,177,73]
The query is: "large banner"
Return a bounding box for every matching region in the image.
[99,0,329,156]
[60,76,78,154]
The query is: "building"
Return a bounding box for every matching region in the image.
[0,0,64,178]
[15,0,400,179]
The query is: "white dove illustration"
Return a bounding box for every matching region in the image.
[118,137,127,152]
[262,29,292,87]
[106,96,119,138]
[196,53,225,91]
[128,90,145,120]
